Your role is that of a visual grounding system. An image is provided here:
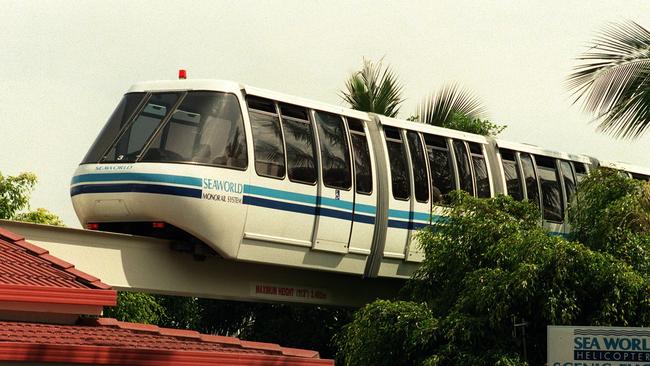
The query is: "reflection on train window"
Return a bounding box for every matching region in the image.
[500,149,523,201]
[83,92,145,164]
[280,103,316,184]
[573,162,588,183]
[536,155,563,222]
[423,134,455,202]
[143,92,247,169]
[453,140,474,195]
[560,161,576,205]
[247,96,285,178]
[348,118,373,195]
[102,93,181,163]
[406,131,429,203]
[385,127,410,200]
[520,153,540,209]
[469,142,490,198]
[314,111,352,189]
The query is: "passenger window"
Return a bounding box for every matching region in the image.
[423,134,455,202]
[247,96,285,178]
[143,92,247,169]
[536,156,563,222]
[469,142,490,198]
[84,92,146,164]
[520,153,540,209]
[500,149,524,201]
[314,111,352,189]
[406,131,429,203]
[348,118,373,195]
[453,140,474,195]
[103,93,181,163]
[560,161,576,205]
[385,127,410,200]
[279,103,316,184]
[573,163,588,183]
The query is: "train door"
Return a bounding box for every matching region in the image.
[243,96,318,248]
[312,111,354,253]
[383,127,411,259]
[404,131,430,262]
[347,118,376,255]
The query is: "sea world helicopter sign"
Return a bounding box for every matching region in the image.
[548,326,650,366]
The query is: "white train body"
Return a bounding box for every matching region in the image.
[71,79,650,279]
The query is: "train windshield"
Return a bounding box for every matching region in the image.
[89,91,247,168]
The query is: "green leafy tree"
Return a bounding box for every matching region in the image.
[568,20,650,139]
[0,171,63,225]
[337,185,650,366]
[104,292,166,324]
[341,58,405,117]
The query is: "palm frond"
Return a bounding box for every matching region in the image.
[416,84,486,125]
[568,20,650,139]
[340,58,404,117]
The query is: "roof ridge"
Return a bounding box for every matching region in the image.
[0,227,113,291]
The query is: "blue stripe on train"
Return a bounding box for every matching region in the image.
[71,173,202,187]
[70,183,202,198]
[243,195,376,224]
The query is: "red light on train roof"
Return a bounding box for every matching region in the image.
[86,223,99,230]
[152,222,165,229]
[178,69,187,80]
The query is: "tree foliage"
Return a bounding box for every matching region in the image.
[0,171,63,225]
[337,177,650,365]
[435,112,505,137]
[568,20,650,139]
[341,58,404,117]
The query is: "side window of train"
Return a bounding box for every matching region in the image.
[453,140,475,195]
[423,134,455,203]
[406,131,429,203]
[314,111,352,189]
[469,142,490,198]
[500,149,524,201]
[535,155,563,222]
[348,118,373,195]
[573,162,588,183]
[384,127,410,200]
[279,103,317,184]
[559,161,576,205]
[246,96,286,179]
[519,153,540,209]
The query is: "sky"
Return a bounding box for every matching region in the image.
[1,1,649,227]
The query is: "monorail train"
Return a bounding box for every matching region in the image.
[70,76,650,279]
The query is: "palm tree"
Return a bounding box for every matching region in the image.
[340,58,404,117]
[415,83,486,125]
[568,20,650,139]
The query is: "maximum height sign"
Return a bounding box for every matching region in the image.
[548,326,650,366]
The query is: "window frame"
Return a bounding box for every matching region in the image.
[347,117,373,196]
[279,104,318,186]
[384,127,411,201]
[405,130,430,203]
[247,97,287,180]
[313,110,353,191]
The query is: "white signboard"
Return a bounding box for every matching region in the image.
[548,326,650,366]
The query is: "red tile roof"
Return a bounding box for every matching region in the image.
[0,227,116,308]
[0,318,333,365]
